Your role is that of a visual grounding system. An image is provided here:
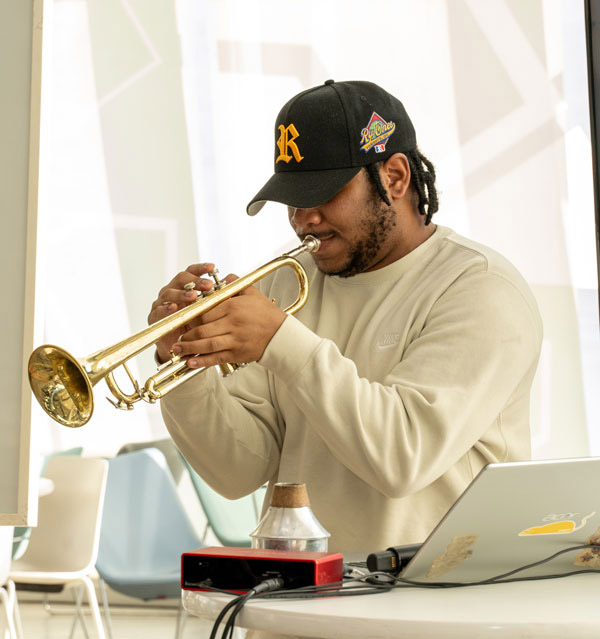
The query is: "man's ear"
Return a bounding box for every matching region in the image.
[381,153,411,200]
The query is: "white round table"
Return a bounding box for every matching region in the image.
[183,572,600,638]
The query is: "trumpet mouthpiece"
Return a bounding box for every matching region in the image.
[302,235,321,253]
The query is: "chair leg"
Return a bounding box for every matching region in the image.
[68,585,90,639]
[5,581,22,639]
[174,599,188,639]
[202,521,210,544]
[98,578,113,639]
[252,491,260,522]
[66,584,88,639]
[81,576,106,639]
[0,586,17,639]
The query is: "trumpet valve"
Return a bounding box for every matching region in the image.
[165,351,181,367]
[209,269,227,290]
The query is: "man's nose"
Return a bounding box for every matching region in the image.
[289,206,322,228]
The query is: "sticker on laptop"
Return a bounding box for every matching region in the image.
[573,526,600,568]
[519,512,596,536]
[426,534,478,579]
[359,112,396,154]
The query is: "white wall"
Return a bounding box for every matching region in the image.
[34,0,598,462]
[0,0,46,523]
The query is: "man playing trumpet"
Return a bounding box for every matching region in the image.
[149,80,542,559]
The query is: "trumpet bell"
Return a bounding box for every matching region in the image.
[28,345,93,428]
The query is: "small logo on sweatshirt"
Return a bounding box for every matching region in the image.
[375,332,401,351]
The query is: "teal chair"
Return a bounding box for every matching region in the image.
[178,454,263,547]
[97,448,204,599]
[12,447,83,560]
[118,438,264,547]
[117,440,187,485]
[96,448,205,639]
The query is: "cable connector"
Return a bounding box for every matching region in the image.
[366,544,422,575]
[253,577,285,594]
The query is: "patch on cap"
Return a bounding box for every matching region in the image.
[360,112,396,154]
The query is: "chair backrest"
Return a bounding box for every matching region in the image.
[180,455,258,547]
[97,449,204,588]
[117,439,260,547]
[117,439,185,483]
[16,456,108,576]
[13,447,84,560]
[116,439,207,540]
[40,446,84,475]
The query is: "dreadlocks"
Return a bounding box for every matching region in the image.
[365,163,391,207]
[365,148,439,225]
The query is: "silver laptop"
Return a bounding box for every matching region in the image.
[401,457,600,582]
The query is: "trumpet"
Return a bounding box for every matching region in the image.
[28,235,320,428]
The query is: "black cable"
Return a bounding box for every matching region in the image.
[223,578,285,639]
[263,585,393,600]
[482,545,596,583]
[207,577,285,639]
[221,590,257,639]
[199,579,392,601]
[209,594,247,639]
[386,544,599,589]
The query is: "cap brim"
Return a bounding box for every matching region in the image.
[246,166,361,216]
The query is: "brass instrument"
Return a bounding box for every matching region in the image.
[28,236,320,428]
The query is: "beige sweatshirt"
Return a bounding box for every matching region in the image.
[161,226,542,552]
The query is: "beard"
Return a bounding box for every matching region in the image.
[330,199,397,278]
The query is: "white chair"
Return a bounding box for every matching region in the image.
[10,456,109,639]
[1,525,18,639]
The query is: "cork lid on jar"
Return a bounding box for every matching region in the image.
[270,483,310,508]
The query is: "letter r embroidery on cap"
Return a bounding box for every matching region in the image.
[276,124,304,164]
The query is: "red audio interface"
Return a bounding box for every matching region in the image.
[181,546,344,593]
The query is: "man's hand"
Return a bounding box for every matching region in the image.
[148,266,288,367]
[169,279,287,369]
[148,262,217,363]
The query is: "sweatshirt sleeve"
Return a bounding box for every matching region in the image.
[160,361,284,499]
[259,270,543,498]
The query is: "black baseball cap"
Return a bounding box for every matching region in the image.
[246,80,417,216]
